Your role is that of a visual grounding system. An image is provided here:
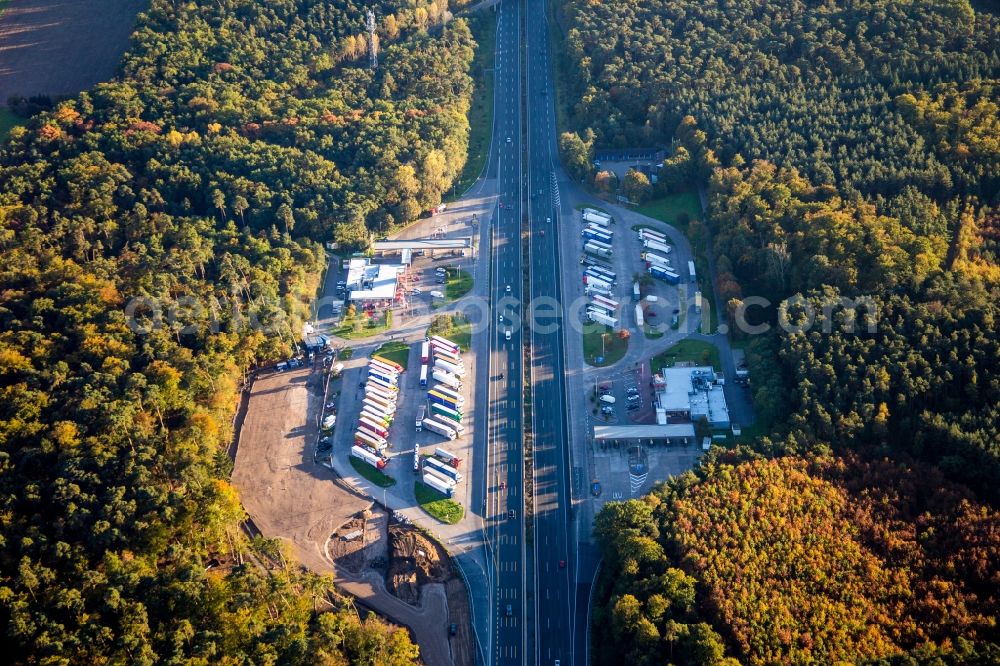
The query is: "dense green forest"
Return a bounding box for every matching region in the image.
[562,0,1000,662]
[0,0,475,662]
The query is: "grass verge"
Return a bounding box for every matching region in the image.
[635,191,702,229]
[415,481,464,524]
[651,339,721,372]
[445,268,474,300]
[448,11,496,198]
[582,324,629,366]
[372,340,410,370]
[427,313,472,351]
[350,456,395,487]
[332,310,393,339]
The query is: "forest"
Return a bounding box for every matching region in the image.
[592,454,1000,666]
[561,0,1000,662]
[0,0,475,662]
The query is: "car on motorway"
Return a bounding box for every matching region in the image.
[559,560,566,569]
[499,314,504,323]
[499,481,506,490]
[506,284,511,293]
[505,604,513,617]
[591,481,602,497]
[506,136,511,143]
[448,623,457,637]
[508,509,515,519]
[546,217,551,224]
[505,329,512,341]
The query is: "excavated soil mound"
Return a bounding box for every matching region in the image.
[386,523,451,604]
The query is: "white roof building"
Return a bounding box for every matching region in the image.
[655,365,731,429]
[349,263,405,302]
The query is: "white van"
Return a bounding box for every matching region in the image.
[430,290,445,299]
[599,394,616,405]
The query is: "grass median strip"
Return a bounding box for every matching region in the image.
[415,481,464,524]
[651,339,721,372]
[583,324,629,366]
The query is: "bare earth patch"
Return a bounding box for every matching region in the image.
[231,367,371,572]
[0,0,147,104]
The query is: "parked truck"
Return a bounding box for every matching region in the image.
[431,402,463,424]
[366,376,398,393]
[430,335,460,352]
[583,241,613,258]
[422,472,454,497]
[433,349,462,366]
[354,429,387,451]
[415,404,427,431]
[422,417,458,440]
[638,227,667,243]
[425,456,463,482]
[582,228,613,244]
[591,294,620,311]
[642,251,671,269]
[642,238,672,255]
[633,281,641,302]
[432,368,461,389]
[370,355,403,372]
[420,341,430,363]
[433,357,466,377]
[583,275,613,291]
[358,416,389,439]
[363,396,396,414]
[364,386,397,404]
[649,265,681,284]
[432,384,465,406]
[352,445,387,470]
[588,310,619,327]
[434,447,463,468]
[427,390,460,410]
[363,406,392,425]
[585,283,613,297]
[581,208,612,227]
[585,266,617,281]
[635,304,645,328]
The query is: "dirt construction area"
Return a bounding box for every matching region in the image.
[328,507,474,666]
[232,366,371,572]
[234,366,473,665]
[0,0,147,104]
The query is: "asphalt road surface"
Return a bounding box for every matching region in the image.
[484,1,528,664]
[524,0,575,664]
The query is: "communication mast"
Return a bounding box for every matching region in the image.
[366,9,379,70]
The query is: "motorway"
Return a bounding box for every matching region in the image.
[483,0,528,664]
[486,0,575,664]
[524,0,574,664]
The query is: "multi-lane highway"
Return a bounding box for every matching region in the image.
[484,0,575,664]
[524,0,574,663]
[483,1,527,664]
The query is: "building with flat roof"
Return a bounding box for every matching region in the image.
[349,263,405,302]
[654,365,731,430]
[594,424,695,444]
